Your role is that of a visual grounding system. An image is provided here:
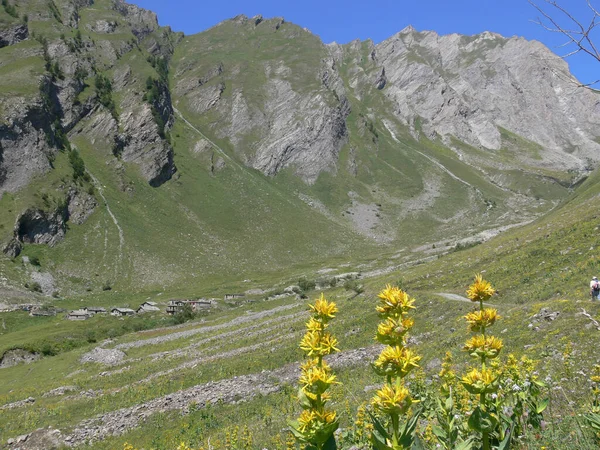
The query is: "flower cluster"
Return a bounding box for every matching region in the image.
[289,294,340,447]
[461,368,499,395]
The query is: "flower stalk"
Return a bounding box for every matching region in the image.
[289,294,340,449]
[461,274,500,450]
[370,285,421,449]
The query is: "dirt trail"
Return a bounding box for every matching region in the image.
[87,171,125,260]
[173,107,241,169]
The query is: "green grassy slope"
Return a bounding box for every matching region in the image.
[1,166,599,447]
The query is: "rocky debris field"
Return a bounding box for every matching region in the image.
[15,347,380,448]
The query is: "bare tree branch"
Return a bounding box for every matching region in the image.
[529,0,600,89]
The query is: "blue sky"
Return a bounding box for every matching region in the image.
[130,0,598,86]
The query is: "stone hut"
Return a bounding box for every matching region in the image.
[137,301,160,313]
[67,310,91,321]
[111,307,135,317]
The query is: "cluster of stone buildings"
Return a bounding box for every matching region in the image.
[24,291,253,322]
[64,298,223,320]
[165,299,215,315]
[66,302,161,321]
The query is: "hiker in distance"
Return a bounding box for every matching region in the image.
[591,276,600,301]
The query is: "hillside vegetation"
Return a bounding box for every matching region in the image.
[1,1,600,449]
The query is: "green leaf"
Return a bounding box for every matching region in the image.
[313,420,339,445]
[455,438,474,450]
[584,413,600,431]
[397,408,422,448]
[445,396,454,411]
[322,434,338,450]
[497,426,512,450]
[412,436,427,450]
[431,425,447,441]
[467,406,495,433]
[288,420,306,441]
[536,398,549,414]
[367,410,391,440]
[370,429,393,450]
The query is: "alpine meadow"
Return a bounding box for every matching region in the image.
[1,0,600,449]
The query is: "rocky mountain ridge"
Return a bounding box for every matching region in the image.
[1,1,599,296]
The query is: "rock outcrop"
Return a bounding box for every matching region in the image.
[112,0,160,39]
[0,24,28,48]
[0,98,56,195]
[15,208,68,247]
[0,349,40,369]
[2,188,97,257]
[67,188,97,225]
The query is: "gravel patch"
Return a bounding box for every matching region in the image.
[80,348,126,366]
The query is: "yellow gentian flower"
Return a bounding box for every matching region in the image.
[464,308,500,332]
[373,346,421,378]
[463,335,503,359]
[466,274,496,303]
[306,317,325,332]
[372,383,417,415]
[376,316,414,345]
[300,365,337,396]
[300,330,321,356]
[309,293,338,321]
[376,285,415,317]
[319,332,340,355]
[461,368,499,394]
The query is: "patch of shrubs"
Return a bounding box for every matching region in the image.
[452,240,482,252]
[68,148,90,182]
[173,303,195,324]
[343,279,364,295]
[24,281,42,293]
[95,73,118,120]
[1,0,18,18]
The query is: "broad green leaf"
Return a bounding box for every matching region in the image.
[536,398,549,414]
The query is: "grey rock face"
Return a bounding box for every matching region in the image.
[0,24,28,48]
[15,208,68,247]
[176,35,350,183]
[67,188,97,225]
[365,29,600,170]
[2,238,21,258]
[374,67,386,90]
[250,79,350,183]
[112,0,159,39]
[119,102,176,187]
[0,98,55,195]
[86,19,117,34]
